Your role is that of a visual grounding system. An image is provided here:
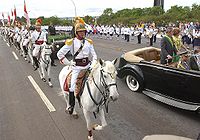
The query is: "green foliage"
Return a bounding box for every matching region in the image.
[191,4,200,21]
[83,15,95,25]
[47,34,71,44]
[97,4,200,26]
[15,3,200,27]
[102,8,113,16]
[98,8,114,25]
[29,16,72,26]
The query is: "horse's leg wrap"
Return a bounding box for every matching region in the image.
[68,92,75,114]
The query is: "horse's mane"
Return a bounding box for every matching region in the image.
[89,60,101,78]
[88,59,116,78]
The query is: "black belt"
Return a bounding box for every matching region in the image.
[75,57,89,66]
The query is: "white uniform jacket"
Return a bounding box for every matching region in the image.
[57,37,97,69]
[31,30,47,57]
[31,30,47,45]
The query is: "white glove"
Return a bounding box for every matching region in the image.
[69,60,76,66]
[167,55,172,59]
[62,58,76,66]
[90,60,97,69]
[42,42,46,46]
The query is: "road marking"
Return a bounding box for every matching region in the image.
[28,75,56,112]
[6,43,10,47]
[57,91,64,96]
[12,51,19,60]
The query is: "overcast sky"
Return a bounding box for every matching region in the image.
[0,0,199,18]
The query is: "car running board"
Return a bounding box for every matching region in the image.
[143,90,200,111]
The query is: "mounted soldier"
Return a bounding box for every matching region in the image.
[31,18,47,70]
[21,25,31,61]
[14,21,22,50]
[57,21,97,115]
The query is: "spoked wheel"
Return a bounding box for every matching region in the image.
[125,73,143,92]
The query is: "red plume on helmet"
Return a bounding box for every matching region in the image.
[35,18,42,26]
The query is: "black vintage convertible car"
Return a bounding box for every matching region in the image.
[116,47,200,112]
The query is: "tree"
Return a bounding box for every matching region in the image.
[191,4,200,21]
[83,15,94,24]
[148,6,164,16]
[102,8,113,16]
[98,8,114,25]
[97,3,199,26]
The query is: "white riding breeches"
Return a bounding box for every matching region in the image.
[23,39,30,47]
[32,44,41,57]
[69,64,90,92]
[17,35,21,43]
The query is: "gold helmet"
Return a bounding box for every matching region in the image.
[75,23,87,33]
[35,18,42,26]
[74,16,85,25]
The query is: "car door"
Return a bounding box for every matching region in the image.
[184,71,200,103]
[162,67,188,99]
[163,68,200,103]
[158,66,200,103]
[138,61,167,94]
[139,61,200,104]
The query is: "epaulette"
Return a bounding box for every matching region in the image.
[65,38,73,46]
[86,38,93,45]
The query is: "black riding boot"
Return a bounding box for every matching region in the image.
[68,91,75,114]
[22,45,28,55]
[33,56,39,71]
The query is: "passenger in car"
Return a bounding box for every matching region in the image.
[160,27,178,64]
[177,52,190,70]
[172,28,188,52]
[190,46,200,71]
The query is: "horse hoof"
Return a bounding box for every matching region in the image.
[68,107,74,115]
[72,114,79,119]
[65,107,74,115]
[65,109,68,114]
[42,78,46,82]
[88,136,94,140]
[92,124,103,131]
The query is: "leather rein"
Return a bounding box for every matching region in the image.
[86,68,117,115]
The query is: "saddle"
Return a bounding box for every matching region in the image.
[64,69,88,97]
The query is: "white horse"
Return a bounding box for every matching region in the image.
[38,44,53,87]
[59,59,119,140]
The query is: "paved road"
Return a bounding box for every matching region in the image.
[0,35,199,140]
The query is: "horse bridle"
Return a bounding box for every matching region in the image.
[86,67,117,114]
[100,69,117,92]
